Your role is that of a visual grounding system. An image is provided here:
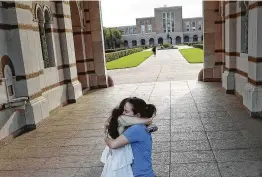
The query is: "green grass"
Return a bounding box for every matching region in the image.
[179,48,203,63]
[106,51,152,70]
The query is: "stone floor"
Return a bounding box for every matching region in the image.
[107,49,203,85]
[1,81,262,177]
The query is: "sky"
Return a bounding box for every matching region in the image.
[100,0,203,27]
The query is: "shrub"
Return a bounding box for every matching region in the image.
[163,43,171,48]
[105,48,126,53]
[193,44,203,49]
[105,48,143,62]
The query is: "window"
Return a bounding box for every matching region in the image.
[163,13,166,18]
[241,1,249,54]
[37,5,55,68]
[147,24,152,33]
[186,22,190,31]
[171,12,175,32]
[198,21,202,30]
[129,28,133,34]
[191,21,196,31]
[141,25,145,34]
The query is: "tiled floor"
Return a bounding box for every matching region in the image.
[1,81,262,177]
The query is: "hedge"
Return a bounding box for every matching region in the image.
[105,48,143,62]
[105,48,126,53]
[193,44,203,49]
[184,42,199,46]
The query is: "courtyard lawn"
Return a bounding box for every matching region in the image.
[106,51,152,70]
[179,48,203,63]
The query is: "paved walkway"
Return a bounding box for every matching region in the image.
[107,49,203,85]
[1,81,262,177]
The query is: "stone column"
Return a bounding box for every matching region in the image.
[243,3,262,117]
[88,1,108,88]
[203,1,220,81]
[56,2,82,102]
[222,1,237,93]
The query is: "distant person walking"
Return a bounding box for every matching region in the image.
[152,46,156,56]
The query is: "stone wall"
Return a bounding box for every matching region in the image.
[0,0,107,141]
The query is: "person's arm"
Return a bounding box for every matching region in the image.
[105,135,129,149]
[105,125,143,149]
[120,115,152,126]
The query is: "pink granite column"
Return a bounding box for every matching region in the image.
[87,1,108,88]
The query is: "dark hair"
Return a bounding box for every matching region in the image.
[108,97,157,139]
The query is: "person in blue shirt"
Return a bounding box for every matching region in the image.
[105,97,156,177]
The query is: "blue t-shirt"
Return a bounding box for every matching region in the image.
[123,124,155,177]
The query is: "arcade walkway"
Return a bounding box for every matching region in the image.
[0,81,262,177]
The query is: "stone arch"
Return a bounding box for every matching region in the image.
[1,55,16,98]
[1,55,15,78]
[193,35,198,42]
[124,40,128,47]
[34,3,44,22]
[43,6,53,23]
[132,40,137,47]
[184,36,189,43]
[141,39,146,46]
[149,38,154,46]
[175,36,181,44]
[158,37,163,45]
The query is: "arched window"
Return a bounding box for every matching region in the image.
[36,5,55,68]
[193,35,198,42]
[240,1,249,54]
[44,7,55,67]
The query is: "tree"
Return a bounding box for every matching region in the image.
[103,27,122,49]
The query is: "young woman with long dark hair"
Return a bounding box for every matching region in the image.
[101,97,157,177]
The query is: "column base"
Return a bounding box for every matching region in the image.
[25,96,49,125]
[67,80,82,102]
[243,83,262,118]
[222,70,235,93]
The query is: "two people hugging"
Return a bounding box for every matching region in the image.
[101,97,158,177]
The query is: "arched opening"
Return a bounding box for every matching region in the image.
[193,35,198,42]
[132,40,137,47]
[124,40,128,48]
[141,39,145,46]
[149,38,154,46]
[169,37,172,44]
[158,37,163,45]
[1,56,16,100]
[175,36,181,44]
[184,36,189,43]
[201,35,203,41]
